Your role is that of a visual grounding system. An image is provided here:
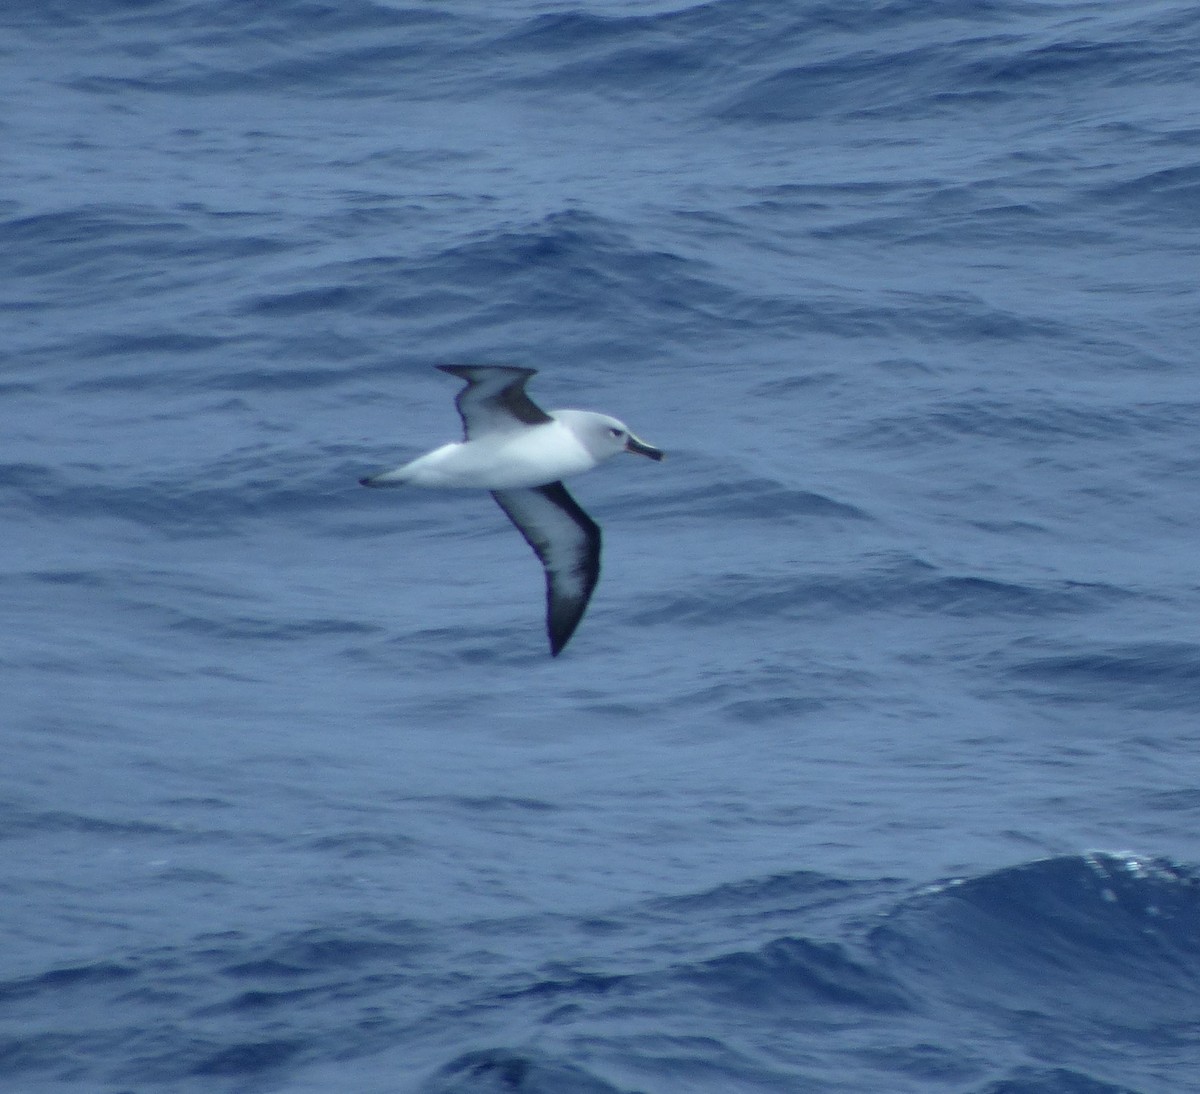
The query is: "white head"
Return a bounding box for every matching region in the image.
[554,410,665,464]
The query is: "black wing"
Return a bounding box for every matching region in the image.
[436,365,552,439]
[491,482,602,657]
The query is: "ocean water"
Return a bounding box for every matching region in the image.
[4,0,1200,1091]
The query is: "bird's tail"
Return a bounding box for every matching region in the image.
[359,468,411,488]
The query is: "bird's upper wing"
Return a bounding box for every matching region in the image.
[436,365,553,440]
[491,482,601,657]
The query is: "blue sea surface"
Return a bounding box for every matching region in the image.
[4,1,1200,1091]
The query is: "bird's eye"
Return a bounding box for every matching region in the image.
[609,427,624,438]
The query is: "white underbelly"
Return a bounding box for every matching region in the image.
[406,426,595,489]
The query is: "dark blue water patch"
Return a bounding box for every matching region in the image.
[739,179,901,220]
[190,1038,304,1076]
[717,694,830,723]
[799,179,1096,253]
[496,7,664,54]
[634,557,1126,627]
[300,830,418,859]
[682,936,907,1012]
[404,210,727,328]
[175,0,457,38]
[20,0,1200,134]
[0,961,136,1003]
[149,866,229,887]
[963,30,1187,88]
[421,1049,630,1094]
[219,924,431,979]
[191,360,372,393]
[229,207,746,354]
[346,623,549,674]
[69,329,233,361]
[0,1031,99,1080]
[718,41,978,123]
[13,566,215,606]
[23,456,367,536]
[4,858,1194,1092]
[0,203,289,320]
[859,855,1200,1093]
[4,0,168,25]
[974,1067,1145,1094]
[0,918,439,1088]
[877,290,1072,344]
[653,676,859,726]
[450,796,561,814]
[46,1,808,109]
[959,38,1134,89]
[1141,787,1200,814]
[56,1,466,99]
[1089,163,1200,227]
[245,283,368,318]
[649,869,884,920]
[491,967,629,1006]
[20,476,231,535]
[0,803,180,841]
[0,205,180,251]
[0,462,61,490]
[872,854,1200,1024]
[496,19,710,102]
[1000,640,1200,712]
[0,204,240,270]
[166,611,379,643]
[486,1,1033,112]
[101,1027,309,1085]
[194,984,324,1016]
[636,476,868,524]
[845,398,1200,451]
[0,205,188,283]
[855,1040,984,1085]
[702,282,1079,346]
[716,3,1192,125]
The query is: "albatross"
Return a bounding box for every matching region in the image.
[360,365,664,656]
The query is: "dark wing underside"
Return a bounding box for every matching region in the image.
[491,482,602,657]
[436,365,552,440]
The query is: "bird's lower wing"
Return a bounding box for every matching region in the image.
[491,483,601,656]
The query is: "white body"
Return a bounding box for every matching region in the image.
[367,410,623,490]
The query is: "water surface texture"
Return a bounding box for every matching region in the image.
[4,1,1200,1091]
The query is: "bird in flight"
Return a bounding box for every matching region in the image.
[360,365,664,655]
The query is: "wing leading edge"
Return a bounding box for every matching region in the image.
[436,365,552,439]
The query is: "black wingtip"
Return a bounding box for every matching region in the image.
[548,619,568,657]
[547,607,584,657]
[358,476,373,487]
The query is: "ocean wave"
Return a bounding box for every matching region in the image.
[634,556,1124,627]
[1001,641,1200,711]
[874,854,1200,1026]
[421,1049,628,1094]
[4,855,1191,1091]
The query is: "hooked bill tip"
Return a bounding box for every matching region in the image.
[625,438,665,461]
